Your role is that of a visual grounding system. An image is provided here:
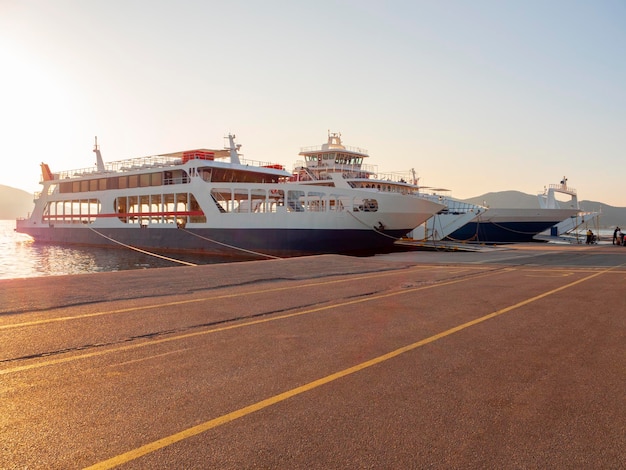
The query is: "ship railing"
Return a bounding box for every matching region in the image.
[342,166,416,184]
[436,200,484,214]
[371,170,416,184]
[54,154,184,179]
[300,144,369,155]
[293,161,380,175]
[291,161,417,185]
[53,154,286,180]
[293,167,319,181]
[545,182,577,195]
[237,158,285,170]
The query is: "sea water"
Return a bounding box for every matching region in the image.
[0,220,249,280]
[1,220,616,279]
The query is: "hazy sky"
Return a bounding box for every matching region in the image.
[1,0,624,206]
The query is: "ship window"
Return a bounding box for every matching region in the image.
[199,168,212,182]
[233,188,249,213]
[116,197,128,223]
[128,175,139,188]
[287,190,305,212]
[60,182,72,193]
[118,176,128,189]
[150,194,162,221]
[88,179,97,191]
[43,198,101,224]
[356,198,378,212]
[139,173,151,187]
[189,194,206,223]
[176,193,188,225]
[164,193,176,223]
[210,188,230,213]
[306,191,325,212]
[98,178,107,190]
[151,172,162,186]
[137,195,149,224]
[330,194,349,212]
[258,188,281,213]
[169,169,188,185]
[247,188,266,213]
[126,196,138,224]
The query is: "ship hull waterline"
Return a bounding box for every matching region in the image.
[444,207,580,244]
[16,225,415,258]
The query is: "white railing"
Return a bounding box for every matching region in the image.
[299,144,369,155]
[52,155,286,181]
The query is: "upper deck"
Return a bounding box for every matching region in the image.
[44,149,287,183]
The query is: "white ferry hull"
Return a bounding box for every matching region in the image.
[446,208,580,243]
[17,186,439,257]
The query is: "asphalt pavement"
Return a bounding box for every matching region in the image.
[1,244,625,469]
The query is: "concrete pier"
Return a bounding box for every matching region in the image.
[1,243,625,468]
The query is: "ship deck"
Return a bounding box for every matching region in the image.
[1,243,625,468]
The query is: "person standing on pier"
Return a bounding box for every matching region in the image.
[613,227,620,245]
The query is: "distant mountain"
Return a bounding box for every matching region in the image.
[577,201,626,229]
[464,190,539,209]
[0,185,34,220]
[463,191,626,228]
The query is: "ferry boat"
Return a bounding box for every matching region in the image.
[15,135,445,258]
[444,178,581,243]
[292,132,481,239]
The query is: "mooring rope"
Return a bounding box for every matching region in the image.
[424,214,480,244]
[88,227,198,266]
[487,220,544,235]
[346,210,402,240]
[180,228,282,260]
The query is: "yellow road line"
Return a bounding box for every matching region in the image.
[0,265,494,331]
[1,268,505,376]
[84,265,614,470]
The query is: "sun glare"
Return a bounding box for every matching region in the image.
[0,44,81,191]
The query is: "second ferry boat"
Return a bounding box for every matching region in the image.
[291,131,482,240]
[16,134,445,258]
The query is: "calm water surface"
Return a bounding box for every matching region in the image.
[0,220,252,280]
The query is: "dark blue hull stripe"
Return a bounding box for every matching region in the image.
[19,227,410,257]
[446,221,560,243]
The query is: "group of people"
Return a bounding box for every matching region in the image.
[584,227,625,245]
[613,227,624,246]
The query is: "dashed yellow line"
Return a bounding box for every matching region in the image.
[85,265,615,470]
[0,265,493,331]
[0,268,505,376]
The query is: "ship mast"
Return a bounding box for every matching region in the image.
[227,134,242,165]
[93,136,105,172]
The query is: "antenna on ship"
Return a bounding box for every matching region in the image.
[227,134,242,165]
[93,136,105,172]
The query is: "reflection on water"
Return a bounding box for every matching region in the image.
[0,220,251,279]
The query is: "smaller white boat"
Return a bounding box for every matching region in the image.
[443,178,582,243]
[536,177,600,238]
